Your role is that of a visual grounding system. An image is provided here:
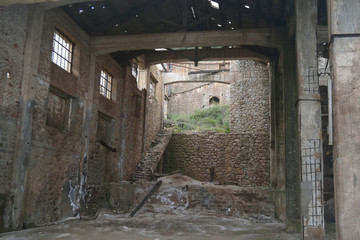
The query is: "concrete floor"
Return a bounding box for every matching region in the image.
[0,207,336,240]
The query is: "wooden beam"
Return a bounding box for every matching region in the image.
[40,0,103,10]
[0,0,98,6]
[145,47,271,66]
[90,28,283,55]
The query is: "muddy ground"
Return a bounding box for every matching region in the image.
[0,207,336,240]
[0,175,336,239]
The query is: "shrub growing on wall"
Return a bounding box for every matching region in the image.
[167,104,230,132]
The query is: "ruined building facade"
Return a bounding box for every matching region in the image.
[0,1,360,240]
[0,7,164,229]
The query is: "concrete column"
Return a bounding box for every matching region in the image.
[327,1,360,239]
[284,29,301,233]
[11,5,44,229]
[78,53,96,216]
[296,0,325,239]
[274,53,286,221]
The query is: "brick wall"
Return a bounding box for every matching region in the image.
[22,9,91,226]
[0,7,154,229]
[145,66,163,150]
[0,6,29,119]
[0,5,30,230]
[121,67,146,180]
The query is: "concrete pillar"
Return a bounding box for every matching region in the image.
[296,0,325,238]
[284,29,301,233]
[327,1,360,239]
[274,53,286,221]
[11,5,44,229]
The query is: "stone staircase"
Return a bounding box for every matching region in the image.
[131,129,172,181]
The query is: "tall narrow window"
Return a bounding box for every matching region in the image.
[132,61,138,78]
[100,69,112,100]
[149,77,156,98]
[52,30,73,73]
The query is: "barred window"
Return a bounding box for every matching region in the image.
[149,77,156,97]
[132,61,138,78]
[100,69,112,100]
[52,30,73,73]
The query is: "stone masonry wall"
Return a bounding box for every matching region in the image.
[163,60,270,187]
[230,60,270,134]
[163,132,270,186]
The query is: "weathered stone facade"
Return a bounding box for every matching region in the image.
[163,60,271,187]
[163,132,270,186]
[230,60,270,134]
[167,82,230,117]
[0,6,163,231]
[163,62,231,117]
[145,66,164,150]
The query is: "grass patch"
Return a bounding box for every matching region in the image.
[167,105,230,133]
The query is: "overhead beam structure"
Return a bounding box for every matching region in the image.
[0,0,102,8]
[145,47,271,66]
[90,28,283,55]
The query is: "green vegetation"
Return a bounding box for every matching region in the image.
[167,104,230,133]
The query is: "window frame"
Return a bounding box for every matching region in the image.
[99,68,113,100]
[149,77,156,98]
[132,61,138,79]
[52,29,74,73]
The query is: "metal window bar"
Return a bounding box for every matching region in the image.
[301,139,321,182]
[100,70,112,100]
[52,30,73,73]
[304,66,319,94]
[303,180,324,227]
[149,80,155,97]
[132,61,138,78]
[301,139,324,227]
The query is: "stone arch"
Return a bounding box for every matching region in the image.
[209,96,220,106]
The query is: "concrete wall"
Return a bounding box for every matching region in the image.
[328,0,360,238]
[0,6,162,230]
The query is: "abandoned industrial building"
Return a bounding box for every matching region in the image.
[0,0,359,239]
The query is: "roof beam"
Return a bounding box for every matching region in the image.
[0,0,101,7]
[145,47,271,66]
[90,28,283,55]
[40,0,103,10]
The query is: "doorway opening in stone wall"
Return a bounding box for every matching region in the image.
[157,59,277,221]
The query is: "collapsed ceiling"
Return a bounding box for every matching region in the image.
[62,0,292,64]
[62,0,291,36]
